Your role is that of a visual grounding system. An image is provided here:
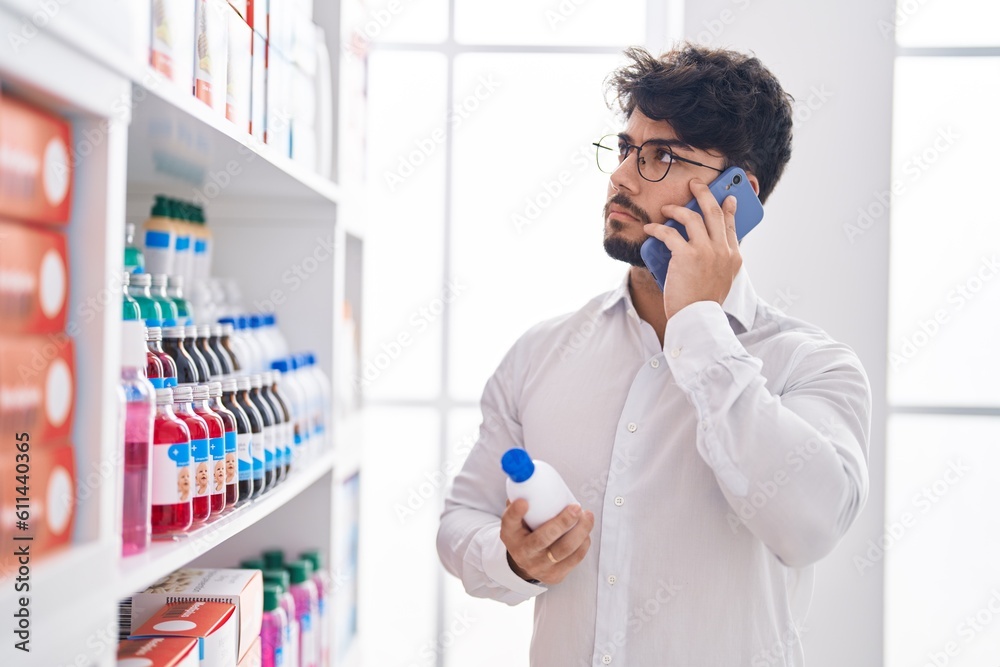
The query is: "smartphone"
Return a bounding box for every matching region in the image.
[639,166,764,291]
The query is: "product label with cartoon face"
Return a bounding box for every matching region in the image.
[153,441,191,505]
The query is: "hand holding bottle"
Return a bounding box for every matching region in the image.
[501,499,594,585]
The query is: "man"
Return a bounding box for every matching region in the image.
[437,44,871,666]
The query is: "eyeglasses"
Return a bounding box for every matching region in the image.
[593,134,725,183]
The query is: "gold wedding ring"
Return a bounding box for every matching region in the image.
[546,549,559,564]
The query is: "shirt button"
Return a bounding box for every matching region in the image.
[670,347,682,358]
[701,419,710,429]
[608,575,617,585]
[603,655,612,665]
[627,422,637,433]
[614,496,624,506]
[650,359,659,369]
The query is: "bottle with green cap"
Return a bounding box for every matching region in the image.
[240,557,266,571]
[263,569,299,667]
[261,583,288,667]
[142,195,178,276]
[122,272,142,321]
[262,548,286,570]
[287,560,319,667]
[300,549,332,666]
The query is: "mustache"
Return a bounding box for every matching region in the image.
[605,193,651,226]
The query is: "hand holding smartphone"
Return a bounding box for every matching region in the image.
[639,166,764,291]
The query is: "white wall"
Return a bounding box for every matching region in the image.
[677,1,893,665]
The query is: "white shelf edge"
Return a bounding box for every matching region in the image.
[115,449,336,600]
[133,67,342,206]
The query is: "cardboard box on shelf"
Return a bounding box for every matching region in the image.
[0,334,76,443]
[195,0,231,117]
[235,635,260,667]
[131,601,238,667]
[150,0,196,95]
[0,94,73,226]
[225,5,252,132]
[130,568,263,662]
[0,440,76,568]
[117,636,200,667]
[0,218,69,335]
[250,30,266,143]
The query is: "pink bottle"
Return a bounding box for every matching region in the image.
[300,550,332,666]
[121,321,155,555]
[207,381,239,508]
[262,584,289,667]
[171,385,211,523]
[288,560,319,667]
[192,384,227,516]
[263,569,299,667]
[146,326,178,387]
[151,388,193,534]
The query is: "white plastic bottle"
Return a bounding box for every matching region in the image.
[502,448,578,530]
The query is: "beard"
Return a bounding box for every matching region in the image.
[603,193,650,268]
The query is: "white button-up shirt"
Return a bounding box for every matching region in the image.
[437,265,871,666]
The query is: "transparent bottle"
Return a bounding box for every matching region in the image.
[171,385,211,523]
[121,321,155,555]
[185,325,212,381]
[147,326,178,388]
[122,272,142,321]
[151,388,193,534]
[206,381,239,509]
[167,275,194,325]
[124,222,145,274]
[196,325,224,378]
[128,273,164,327]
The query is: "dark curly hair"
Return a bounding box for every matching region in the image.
[605,44,794,203]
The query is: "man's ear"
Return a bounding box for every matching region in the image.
[746,172,760,197]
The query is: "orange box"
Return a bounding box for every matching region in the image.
[0,440,76,575]
[0,334,75,442]
[131,601,238,667]
[0,217,69,334]
[0,94,73,226]
[236,635,259,667]
[117,636,199,667]
[131,568,263,662]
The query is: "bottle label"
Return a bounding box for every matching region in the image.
[209,435,225,494]
[152,441,191,505]
[263,426,275,472]
[237,431,253,482]
[251,431,264,480]
[299,613,316,663]
[191,437,209,498]
[165,376,178,388]
[224,430,237,486]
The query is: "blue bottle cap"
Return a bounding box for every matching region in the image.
[264,314,276,326]
[218,317,236,327]
[501,448,535,483]
[306,352,316,365]
[236,315,248,330]
[271,358,290,372]
[249,314,264,328]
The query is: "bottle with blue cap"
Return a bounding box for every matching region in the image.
[502,448,578,530]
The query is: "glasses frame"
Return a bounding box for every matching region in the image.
[593,134,726,183]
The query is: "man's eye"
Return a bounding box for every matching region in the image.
[652,148,674,164]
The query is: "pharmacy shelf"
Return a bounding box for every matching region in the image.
[127,68,342,206]
[115,449,337,600]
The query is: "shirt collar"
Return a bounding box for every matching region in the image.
[600,264,758,333]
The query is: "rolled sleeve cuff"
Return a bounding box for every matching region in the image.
[477,524,548,600]
[663,301,742,385]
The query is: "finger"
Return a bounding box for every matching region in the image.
[525,504,582,555]
[688,178,726,243]
[643,222,690,255]
[501,498,531,538]
[722,195,739,250]
[547,510,595,561]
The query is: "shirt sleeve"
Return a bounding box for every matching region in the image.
[437,346,548,605]
[663,301,872,568]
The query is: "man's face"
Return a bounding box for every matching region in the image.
[602,110,728,267]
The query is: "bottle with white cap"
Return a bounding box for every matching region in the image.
[502,448,579,531]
